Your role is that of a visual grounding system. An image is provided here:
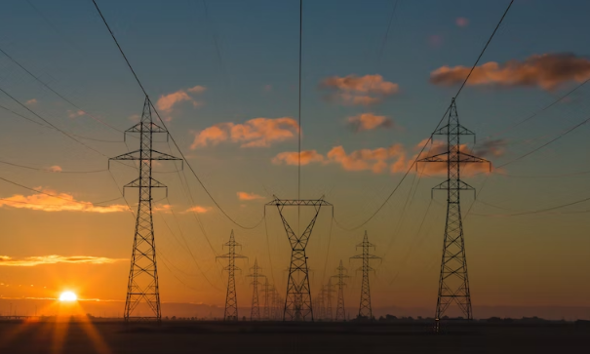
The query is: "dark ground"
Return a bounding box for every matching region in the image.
[0,320,588,353]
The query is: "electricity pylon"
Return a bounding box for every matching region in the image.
[316,287,325,321]
[110,96,182,322]
[247,258,265,321]
[350,231,380,320]
[266,196,332,321]
[216,230,247,321]
[332,260,350,321]
[418,97,490,331]
[262,278,271,320]
[323,279,335,321]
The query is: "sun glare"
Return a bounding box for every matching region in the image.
[59,291,77,302]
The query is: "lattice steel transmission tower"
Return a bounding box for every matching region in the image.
[418,97,490,331]
[110,96,182,322]
[216,230,247,321]
[247,258,265,321]
[323,279,335,321]
[350,231,380,320]
[266,196,332,321]
[262,278,271,320]
[332,260,350,321]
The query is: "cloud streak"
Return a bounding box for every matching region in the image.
[191,117,300,148]
[320,74,399,105]
[157,85,206,113]
[272,150,325,166]
[0,255,125,267]
[237,192,264,201]
[0,190,129,213]
[347,113,393,132]
[430,53,590,90]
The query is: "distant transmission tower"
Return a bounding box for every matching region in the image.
[262,278,271,320]
[110,96,182,322]
[266,196,332,321]
[331,260,350,322]
[216,230,247,321]
[350,231,380,320]
[247,258,265,321]
[323,279,335,321]
[418,97,490,331]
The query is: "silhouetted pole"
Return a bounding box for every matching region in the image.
[418,98,490,332]
[110,96,182,322]
[247,258,265,321]
[350,231,380,320]
[332,260,350,322]
[217,230,247,321]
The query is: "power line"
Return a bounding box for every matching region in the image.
[377,0,400,65]
[489,77,590,138]
[497,115,590,168]
[0,174,122,206]
[0,45,122,133]
[471,195,590,217]
[90,0,264,230]
[0,83,109,158]
[0,159,107,174]
[333,0,514,231]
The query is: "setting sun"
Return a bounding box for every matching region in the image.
[59,291,78,302]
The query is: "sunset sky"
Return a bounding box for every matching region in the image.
[1,0,590,319]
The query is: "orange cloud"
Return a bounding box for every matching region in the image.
[48,165,62,172]
[185,205,211,213]
[272,150,325,166]
[157,85,206,112]
[456,17,469,27]
[430,53,590,90]
[327,144,404,173]
[237,192,264,201]
[191,117,300,149]
[67,110,85,118]
[0,190,128,213]
[320,74,399,105]
[347,113,393,132]
[0,255,125,267]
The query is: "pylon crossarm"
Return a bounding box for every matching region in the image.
[417,151,448,163]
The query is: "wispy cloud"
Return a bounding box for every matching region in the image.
[157,85,206,113]
[191,117,300,149]
[320,74,399,105]
[237,192,264,201]
[327,145,404,173]
[26,98,37,105]
[430,53,590,90]
[0,255,125,267]
[272,150,325,166]
[347,113,393,132]
[456,17,469,27]
[185,205,211,213]
[0,189,128,213]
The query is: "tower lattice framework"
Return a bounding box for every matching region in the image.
[350,231,380,320]
[217,230,247,321]
[266,196,332,321]
[418,97,490,330]
[323,279,335,321]
[247,258,265,321]
[332,260,350,321]
[110,96,182,322]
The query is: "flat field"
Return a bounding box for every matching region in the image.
[0,320,587,353]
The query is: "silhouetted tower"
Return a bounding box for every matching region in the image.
[262,278,271,320]
[316,287,325,320]
[331,260,350,322]
[418,98,490,331]
[247,258,265,321]
[350,231,380,320]
[216,230,247,321]
[266,196,332,321]
[323,279,335,321]
[110,96,182,322]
